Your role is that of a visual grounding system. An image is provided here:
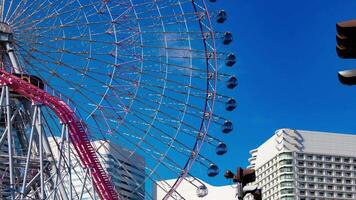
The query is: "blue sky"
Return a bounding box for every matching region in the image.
[204,0,356,185]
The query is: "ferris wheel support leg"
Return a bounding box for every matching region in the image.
[66,124,73,200]
[37,106,45,199]
[5,86,15,200]
[39,120,69,200]
[52,123,70,200]
[20,106,38,200]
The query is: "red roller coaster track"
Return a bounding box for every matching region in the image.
[0,69,119,200]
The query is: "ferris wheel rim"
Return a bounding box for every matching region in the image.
[163,0,219,198]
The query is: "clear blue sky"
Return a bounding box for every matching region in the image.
[203,0,356,185]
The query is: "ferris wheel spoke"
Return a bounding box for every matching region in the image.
[10,0,100,28]
[18,44,228,142]
[95,94,221,160]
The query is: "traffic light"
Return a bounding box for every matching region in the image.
[234,167,256,187]
[336,20,356,85]
[336,20,356,59]
[224,167,261,200]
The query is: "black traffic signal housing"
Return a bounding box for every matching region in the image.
[336,20,356,59]
[224,167,261,200]
[336,20,356,85]
[235,167,256,187]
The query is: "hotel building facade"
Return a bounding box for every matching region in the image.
[247,129,356,200]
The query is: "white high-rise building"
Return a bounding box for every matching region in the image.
[153,177,237,200]
[49,138,145,200]
[247,129,356,200]
[93,140,145,200]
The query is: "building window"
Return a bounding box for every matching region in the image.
[281,189,294,195]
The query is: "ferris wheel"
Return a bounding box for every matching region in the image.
[0,0,237,200]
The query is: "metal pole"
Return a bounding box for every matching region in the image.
[50,123,70,200]
[38,105,45,199]
[6,86,15,200]
[20,106,38,200]
[236,183,243,200]
[66,124,72,200]
[53,123,66,200]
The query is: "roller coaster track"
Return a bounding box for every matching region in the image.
[0,69,119,200]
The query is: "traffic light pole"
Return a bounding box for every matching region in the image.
[236,183,243,200]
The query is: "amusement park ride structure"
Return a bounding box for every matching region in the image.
[0,0,237,199]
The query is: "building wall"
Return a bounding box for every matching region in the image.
[247,129,356,200]
[94,140,145,200]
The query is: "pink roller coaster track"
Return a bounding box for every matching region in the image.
[0,69,119,200]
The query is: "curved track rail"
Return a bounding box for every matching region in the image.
[0,69,119,200]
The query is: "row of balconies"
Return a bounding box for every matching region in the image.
[297,163,356,171]
[298,191,355,199]
[296,153,356,164]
